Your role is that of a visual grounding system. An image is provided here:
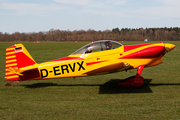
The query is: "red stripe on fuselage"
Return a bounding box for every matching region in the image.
[139,46,164,58]
[86,60,108,66]
[124,44,153,52]
[120,51,140,59]
[121,45,164,59]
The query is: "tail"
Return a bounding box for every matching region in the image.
[5,44,36,81]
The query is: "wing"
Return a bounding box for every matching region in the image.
[84,62,130,75]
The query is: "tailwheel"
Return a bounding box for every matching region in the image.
[5,83,11,86]
[5,80,20,86]
[118,65,145,88]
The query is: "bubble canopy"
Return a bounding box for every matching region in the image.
[71,40,122,55]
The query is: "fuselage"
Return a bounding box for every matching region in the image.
[19,41,175,81]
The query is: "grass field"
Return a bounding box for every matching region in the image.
[0,41,180,120]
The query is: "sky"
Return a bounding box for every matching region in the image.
[0,0,180,33]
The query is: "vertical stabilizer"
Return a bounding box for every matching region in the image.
[5,44,36,81]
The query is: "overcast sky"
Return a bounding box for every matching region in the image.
[0,0,180,33]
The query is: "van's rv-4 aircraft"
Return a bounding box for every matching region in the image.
[5,40,175,87]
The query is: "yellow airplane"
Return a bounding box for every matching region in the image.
[5,40,175,87]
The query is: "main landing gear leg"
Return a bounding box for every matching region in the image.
[118,65,145,87]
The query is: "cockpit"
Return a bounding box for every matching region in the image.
[71,40,122,55]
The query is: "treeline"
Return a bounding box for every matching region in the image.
[0,27,180,42]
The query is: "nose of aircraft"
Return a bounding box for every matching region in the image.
[164,43,176,52]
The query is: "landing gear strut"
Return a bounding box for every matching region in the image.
[118,65,145,87]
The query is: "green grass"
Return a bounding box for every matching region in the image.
[0,41,180,120]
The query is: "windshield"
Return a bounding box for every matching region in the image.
[71,40,122,55]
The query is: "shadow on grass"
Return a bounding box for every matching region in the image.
[21,82,102,88]
[22,83,60,88]
[21,79,154,94]
[99,79,180,94]
[149,83,180,86]
[21,79,180,94]
[99,79,152,94]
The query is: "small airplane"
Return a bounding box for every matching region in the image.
[5,40,175,87]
